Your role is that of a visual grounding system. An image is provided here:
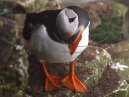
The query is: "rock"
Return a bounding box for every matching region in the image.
[86,65,120,97]
[14,90,32,97]
[105,40,129,97]
[0,2,28,97]
[107,40,129,60]
[3,0,61,13]
[1,1,26,13]
[14,0,36,7]
[82,1,111,28]
[83,1,128,28]
[96,37,129,97]
[106,63,129,97]
[77,46,112,90]
[84,62,129,97]
[0,13,28,96]
[0,16,17,65]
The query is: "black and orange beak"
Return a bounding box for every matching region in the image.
[67,31,80,45]
[67,26,84,55]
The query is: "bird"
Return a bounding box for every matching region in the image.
[23,6,90,93]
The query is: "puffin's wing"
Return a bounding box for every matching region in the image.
[23,10,61,41]
[23,13,37,41]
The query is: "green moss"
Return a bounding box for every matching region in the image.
[1,84,12,92]
[113,58,129,81]
[109,91,127,97]
[127,88,129,97]
[128,26,129,37]
[112,2,128,17]
[84,50,112,91]
[90,17,123,43]
[0,69,21,82]
[89,14,94,22]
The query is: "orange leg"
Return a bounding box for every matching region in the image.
[42,62,62,91]
[62,61,87,93]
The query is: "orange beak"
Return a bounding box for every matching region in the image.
[68,31,83,55]
[66,26,84,55]
[68,26,84,55]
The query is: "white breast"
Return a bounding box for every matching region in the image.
[30,25,89,63]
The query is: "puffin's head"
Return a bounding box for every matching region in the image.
[56,6,90,44]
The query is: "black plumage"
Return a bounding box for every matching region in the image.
[68,6,89,29]
[23,10,61,41]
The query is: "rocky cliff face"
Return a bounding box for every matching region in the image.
[0,0,129,97]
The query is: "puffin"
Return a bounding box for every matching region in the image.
[23,6,90,93]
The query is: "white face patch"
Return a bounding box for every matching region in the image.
[56,8,79,35]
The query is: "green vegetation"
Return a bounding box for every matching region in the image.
[90,17,123,43]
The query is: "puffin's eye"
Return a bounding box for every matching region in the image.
[69,17,76,23]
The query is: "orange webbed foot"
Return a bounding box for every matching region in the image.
[42,63,62,91]
[44,74,62,91]
[62,61,87,93]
